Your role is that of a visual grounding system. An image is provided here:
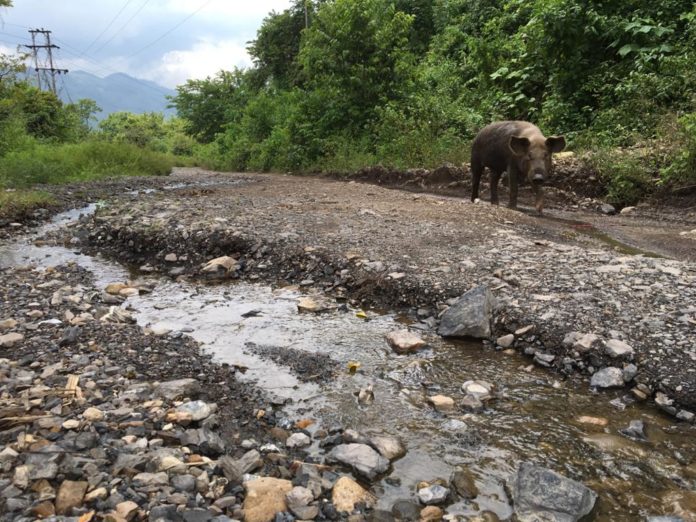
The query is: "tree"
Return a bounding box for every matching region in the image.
[169,69,252,143]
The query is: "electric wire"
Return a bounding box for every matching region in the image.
[92,0,151,54]
[80,0,135,55]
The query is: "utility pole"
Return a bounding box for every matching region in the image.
[24,28,68,95]
[304,1,309,29]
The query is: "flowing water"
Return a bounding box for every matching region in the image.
[2,206,695,521]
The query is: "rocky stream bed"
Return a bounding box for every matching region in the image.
[1,167,696,521]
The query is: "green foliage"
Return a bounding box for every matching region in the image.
[169,70,252,143]
[0,189,56,220]
[660,113,696,185]
[170,0,696,198]
[97,112,195,155]
[0,140,174,188]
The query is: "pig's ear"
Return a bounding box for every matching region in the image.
[546,136,566,153]
[509,136,530,156]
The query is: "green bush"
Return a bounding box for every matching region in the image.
[0,140,174,188]
[660,112,696,186]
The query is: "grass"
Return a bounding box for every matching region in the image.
[0,140,176,189]
[0,189,56,222]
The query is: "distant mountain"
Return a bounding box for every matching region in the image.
[58,71,177,120]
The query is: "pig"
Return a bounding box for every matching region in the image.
[470,121,565,214]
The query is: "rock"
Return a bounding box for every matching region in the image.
[386,330,427,354]
[286,432,311,449]
[328,443,390,480]
[165,253,178,262]
[655,392,677,416]
[562,332,599,353]
[172,474,197,493]
[62,419,80,430]
[438,286,496,339]
[450,467,478,499]
[332,476,376,513]
[620,206,636,215]
[287,486,317,518]
[391,500,421,520]
[176,400,214,421]
[58,325,80,346]
[534,353,555,367]
[201,255,238,274]
[219,450,263,484]
[577,416,608,427]
[83,407,105,422]
[599,203,617,215]
[461,380,493,399]
[13,465,29,489]
[460,394,484,411]
[358,384,375,405]
[0,332,24,347]
[428,395,455,413]
[105,282,128,295]
[32,500,56,518]
[622,364,638,382]
[297,297,334,313]
[243,477,293,522]
[133,472,169,487]
[510,463,596,522]
[420,506,444,522]
[417,485,450,505]
[155,378,201,400]
[84,487,108,502]
[590,367,624,388]
[116,500,139,520]
[369,435,406,460]
[0,318,18,329]
[619,420,647,441]
[496,334,514,348]
[604,339,634,358]
[55,480,88,515]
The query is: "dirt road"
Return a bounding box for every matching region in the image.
[49,167,695,416]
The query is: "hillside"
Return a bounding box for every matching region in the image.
[59,70,176,120]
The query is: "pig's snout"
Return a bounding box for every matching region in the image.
[532,169,545,184]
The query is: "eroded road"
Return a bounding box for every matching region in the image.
[2,167,696,521]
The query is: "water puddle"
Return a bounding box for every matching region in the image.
[2,206,695,520]
[541,214,663,258]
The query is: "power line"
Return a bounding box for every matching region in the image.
[128,0,213,58]
[80,0,135,55]
[93,0,151,54]
[25,28,68,95]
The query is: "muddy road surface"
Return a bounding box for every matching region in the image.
[1,167,696,521]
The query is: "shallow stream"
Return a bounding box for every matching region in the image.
[1,205,695,521]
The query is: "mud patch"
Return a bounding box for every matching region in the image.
[245,342,339,383]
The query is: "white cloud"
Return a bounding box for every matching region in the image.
[140,38,251,87]
[163,0,292,21]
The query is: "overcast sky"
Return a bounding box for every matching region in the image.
[0,0,292,88]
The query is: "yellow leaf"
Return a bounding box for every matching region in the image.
[347,361,361,374]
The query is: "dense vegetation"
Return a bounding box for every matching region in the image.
[172,0,696,204]
[0,49,189,218]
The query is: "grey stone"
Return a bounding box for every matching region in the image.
[286,432,311,449]
[219,450,262,485]
[438,286,496,339]
[327,443,389,480]
[590,367,624,388]
[391,500,421,520]
[604,339,634,358]
[599,203,617,215]
[417,484,450,505]
[496,333,514,348]
[622,364,638,382]
[511,462,597,522]
[176,400,214,421]
[619,420,647,441]
[172,474,197,493]
[155,379,201,400]
[368,436,406,461]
